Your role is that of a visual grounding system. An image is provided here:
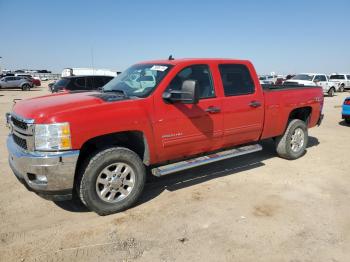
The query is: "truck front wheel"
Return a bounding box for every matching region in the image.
[275,119,308,160]
[77,147,146,215]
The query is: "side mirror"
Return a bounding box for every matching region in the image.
[163,80,200,104]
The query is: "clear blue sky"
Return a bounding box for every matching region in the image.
[1,0,349,74]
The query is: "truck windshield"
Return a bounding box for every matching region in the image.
[103,64,173,98]
[329,75,345,80]
[292,74,314,81]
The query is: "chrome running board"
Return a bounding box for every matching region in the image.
[151,144,262,177]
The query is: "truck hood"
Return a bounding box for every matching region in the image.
[12,91,128,122]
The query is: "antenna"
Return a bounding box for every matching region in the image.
[91,47,95,75]
[168,55,174,60]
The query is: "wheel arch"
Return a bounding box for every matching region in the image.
[288,106,312,124]
[74,131,150,188]
[76,130,150,167]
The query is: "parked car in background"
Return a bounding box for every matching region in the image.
[50,75,114,93]
[18,75,41,87]
[284,73,337,97]
[342,97,350,124]
[0,76,33,90]
[329,74,350,92]
[259,75,274,85]
[6,58,324,215]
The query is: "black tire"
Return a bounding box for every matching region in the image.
[275,119,308,160]
[22,84,31,91]
[77,147,146,215]
[328,88,335,97]
[339,84,345,92]
[345,118,350,124]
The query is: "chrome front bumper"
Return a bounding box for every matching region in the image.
[7,135,79,201]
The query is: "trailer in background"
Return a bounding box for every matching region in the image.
[61,68,121,77]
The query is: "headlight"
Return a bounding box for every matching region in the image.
[34,122,72,151]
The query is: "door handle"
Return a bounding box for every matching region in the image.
[249,101,262,108]
[205,106,221,113]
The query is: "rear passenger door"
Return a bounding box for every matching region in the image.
[218,63,264,147]
[7,77,18,87]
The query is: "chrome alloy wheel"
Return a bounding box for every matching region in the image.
[290,128,305,152]
[95,162,135,203]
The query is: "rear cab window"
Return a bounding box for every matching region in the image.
[218,64,255,96]
[330,75,345,80]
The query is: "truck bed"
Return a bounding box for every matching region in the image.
[260,85,323,140]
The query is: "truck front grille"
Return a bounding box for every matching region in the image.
[9,114,34,151]
[11,117,28,130]
[12,134,28,150]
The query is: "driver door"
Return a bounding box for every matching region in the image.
[153,64,224,163]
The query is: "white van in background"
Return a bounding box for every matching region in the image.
[61,68,121,77]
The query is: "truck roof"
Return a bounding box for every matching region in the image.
[139,58,251,66]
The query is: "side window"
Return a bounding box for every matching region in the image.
[166,65,215,99]
[347,75,350,80]
[314,75,326,82]
[85,77,94,90]
[92,76,106,89]
[218,64,255,96]
[68,78,86,90]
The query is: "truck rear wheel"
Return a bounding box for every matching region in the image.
[275,119,308,160]
[78,147,146,215]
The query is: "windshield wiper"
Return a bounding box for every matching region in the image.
[102,89,129,98]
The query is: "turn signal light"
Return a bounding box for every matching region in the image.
[344,100,350,105]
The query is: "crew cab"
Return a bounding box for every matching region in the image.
[329,74,350,92]
[6,58,324,215]
[284,73,337,97]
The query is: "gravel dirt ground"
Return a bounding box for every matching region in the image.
[0,85,349,262]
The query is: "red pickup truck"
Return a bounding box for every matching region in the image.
[6,58,324,215]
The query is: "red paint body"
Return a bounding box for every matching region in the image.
[13,59,323,165]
